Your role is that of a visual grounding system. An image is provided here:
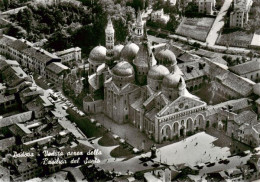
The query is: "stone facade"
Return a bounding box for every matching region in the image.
[229,0,253,28]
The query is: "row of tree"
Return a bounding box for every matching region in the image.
[7,0,139,57]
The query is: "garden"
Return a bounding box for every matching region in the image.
[176,17,215,42]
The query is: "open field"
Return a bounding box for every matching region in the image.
[176,17,215,42]
[216,31,254,48]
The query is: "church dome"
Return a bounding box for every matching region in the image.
[254,83,260,96]
[89,46,107,63]
[156,49,177,66]
[148,65,170,80]
[112,61,134,77]
[120,43,139,62]
[162,73,183,88]
[113,44,124,60]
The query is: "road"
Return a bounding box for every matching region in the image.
[206,0,233,46]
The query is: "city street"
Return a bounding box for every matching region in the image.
[206,0,233,46]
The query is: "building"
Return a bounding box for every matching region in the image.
[85,11,259,144]
[25,95,54,118]
[46,62,69,84]
[54,47,82,63]
[229,60,260,82]
[198,0,216,15]
[0,35,62,77]
[250,33,260,49]
[86,13,207,143]
[229,0,253,28]
[151,9,170,24]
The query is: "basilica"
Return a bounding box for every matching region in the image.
[84,11,208,143]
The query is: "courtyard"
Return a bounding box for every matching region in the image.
[96,132,251,176]
[192,83,228,105]
[176,17,215,42]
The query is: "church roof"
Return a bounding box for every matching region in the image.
[120,42,139,62]
[155,49,177,66]
[113,44,124,60]
[162,73,183,88]
[89,46,107,63]
[112,61,134,77]
[157,96,206,117]
[148,65,169,80]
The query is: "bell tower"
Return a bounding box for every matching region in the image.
[135,9,144,37]
[105,16,114,57]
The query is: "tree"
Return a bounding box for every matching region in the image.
[7,24,27,38]
[3,0,10,10]
[153,0,164,10]
[132,0,145,11]
[113,17,128,43]
[184,2,199,17]
[45,30,70,51]
[166,15,178,32]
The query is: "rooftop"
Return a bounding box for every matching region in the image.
[22,47,60,64]
[0,111,32,128]
[7,39,29,52]
[234,110,257,125]
[54,47,81,56]
[229,61,260,75]
[206,98,251,116]
[0,137,15,151]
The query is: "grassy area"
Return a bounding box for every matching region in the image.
[98,133,120,147]
[176,17,215,41]
[110,145,135,158]
[217,31,254,48]
[66,108,105,138]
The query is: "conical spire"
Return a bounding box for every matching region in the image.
[105,15,114,34]
[136,8,143,26]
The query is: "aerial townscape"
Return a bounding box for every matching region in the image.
[1,0,260,181]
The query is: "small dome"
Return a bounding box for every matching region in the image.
[112,61,134,77]
[120,43,139,62]
[113,44,124,60]
[89,46,107,63]
[162,73,183,88]
[156,49,177,66]
[254,83,260,96]
[148,65,170,80]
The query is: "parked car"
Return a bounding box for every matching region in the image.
[78,111,85,117]
[90,118,96,123]
[133,148,141,154]
[112,134,119,140]
[96,123,101,127]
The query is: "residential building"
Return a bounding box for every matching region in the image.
[54,47,82,63]
[0,35,62,77]
[198,0,216,15]
[229,0,253,28]
[46,62,69,84]
[151,9,170,24]
[25,95,54,119]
